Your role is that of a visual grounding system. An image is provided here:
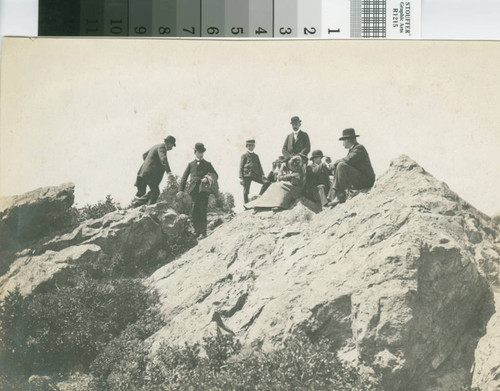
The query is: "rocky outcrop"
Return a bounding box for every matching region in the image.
[0,202,193,299]
[0,183,75,251]
[147,155,500,391]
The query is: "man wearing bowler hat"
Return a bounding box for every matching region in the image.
[177,143,218,238]
[328,128,375,206]
[240,139,267,204]
[282,116,311,161]
[132,135,176,207]
[304,150,331,206]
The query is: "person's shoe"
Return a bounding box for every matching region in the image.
[197,233,207,239]
[326,200,340,208]
[337,191,347,203]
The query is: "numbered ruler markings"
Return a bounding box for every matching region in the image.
[298,0,321,38]
[129,0,152,36]
[177,0,201,37]
[104,0,128,36]
[80,0,104,36]
[249,0,272,37]
[274,0,297,38]
[225,0,249,37]
[152,0,176,37]
[202,0,225,37]
[321,0,349,38]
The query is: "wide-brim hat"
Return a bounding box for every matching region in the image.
[194,142,206,153]
[164,135,176,146]
[274,155,286,164]
[310,150,324,160]
[339,128,360,140]
[290,116,301,124]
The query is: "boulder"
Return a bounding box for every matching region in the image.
[44,201,193,263]
[0,183,75,251]
[0,244,102,300]
[147,155,500,391]
[0,202,194,300]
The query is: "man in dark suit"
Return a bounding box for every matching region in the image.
[328,128,375,206]
[177,143,218,238]
[282,116,311,161]
[133,135,176,207]
[304,150,331,206]
[240,139,267,203]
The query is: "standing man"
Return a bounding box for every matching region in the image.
[132,135,176,207]
[240,139,267,204]
[328,128,375,206]
[177,143,218,238]
[304,150,331,206]
[282,116,311,161]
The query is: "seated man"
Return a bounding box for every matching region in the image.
[328,128,375,206]
[304,150,331,206]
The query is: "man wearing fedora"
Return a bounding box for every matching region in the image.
[282,116,311,161]
[132,135,176,207]
[178,143,218,238]
[328,128,375,206]
[304,150,331,206]
[240,139,267,204]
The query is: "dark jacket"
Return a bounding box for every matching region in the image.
[305,162,331,191]
[239,152,264,180]
[282,130,311,159]
[136,143,171,185]
[341,143,375,184]
[180,159,218,195]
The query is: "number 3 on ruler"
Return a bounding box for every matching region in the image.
[279,27,292,35]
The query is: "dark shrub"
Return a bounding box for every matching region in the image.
[67,195,120,224]
[0,279,157,373]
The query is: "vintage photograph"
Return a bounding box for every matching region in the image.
[0,38,499,390]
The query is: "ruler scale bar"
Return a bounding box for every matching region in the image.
[38,0,421,38]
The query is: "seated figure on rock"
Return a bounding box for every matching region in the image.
[327,128,375,207]
[303,150,332,207]
[245,155,306,210]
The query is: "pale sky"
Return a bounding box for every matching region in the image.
[1,38,499,215]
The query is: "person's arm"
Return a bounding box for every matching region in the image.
[341,144,365,165]
[208,162,218,179]
[299,133,311,156]
[239,154,246,180]
[158,144,171,174]
[282,136,292,159]
[179,164,190,192]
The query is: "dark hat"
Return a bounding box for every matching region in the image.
[164,135,176,146]
[339,128,360,140]
[274,155,286,164]
[246,139,255,144]
[290,116,301,124]
[310,150,324,160]
[194,142,206,153]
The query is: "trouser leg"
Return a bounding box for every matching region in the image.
[242,178,251,204]
[133,177,149,206]
[315,185,329,206]
[147,183,160,205]
[193,192,209,236]
[191,192,201,235]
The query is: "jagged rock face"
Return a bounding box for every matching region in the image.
[0,202,192,299]
[0,183,75,251]
[148,155,500,391]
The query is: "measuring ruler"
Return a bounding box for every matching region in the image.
[39,0,421,39]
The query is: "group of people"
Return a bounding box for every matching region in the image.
[131,115,376,238]
[240,116,375,210]
[132,138,218,238]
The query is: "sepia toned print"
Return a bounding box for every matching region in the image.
[0,38,499,390]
